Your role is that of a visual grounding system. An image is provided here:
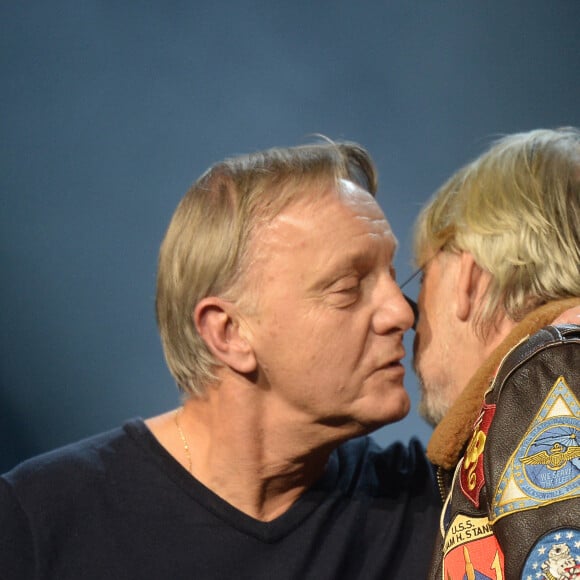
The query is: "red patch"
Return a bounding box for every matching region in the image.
[460,404,496,508]
[443,535,504,580]
[443,514,504,580]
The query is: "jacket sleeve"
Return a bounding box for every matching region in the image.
[483,324,580,579]
[0,476,36,580]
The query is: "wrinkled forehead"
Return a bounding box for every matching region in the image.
[248,178,397,263]
[336,178,398,246]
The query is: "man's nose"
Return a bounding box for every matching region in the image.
[404,295,418,331]
[372,279,415,334]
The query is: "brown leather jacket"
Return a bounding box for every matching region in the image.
[427,299,580,580]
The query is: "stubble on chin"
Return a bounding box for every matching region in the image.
[416,370,452,428]
[413,337,455,428]
[418,391,449,428]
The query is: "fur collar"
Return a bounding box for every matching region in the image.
[426,298,580,470]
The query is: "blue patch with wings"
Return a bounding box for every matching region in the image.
[491,376,580,522]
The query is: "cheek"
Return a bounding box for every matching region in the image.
[257,302,368,382]
[296,328,363,389]
[414,309,433,359]
[304,333,349,370]
[419,321,433,351]
[416,285,438,350]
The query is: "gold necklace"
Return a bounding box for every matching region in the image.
[174,407,192,473]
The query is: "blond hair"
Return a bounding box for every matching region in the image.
[414,127,580,335]
[156,140,377,395]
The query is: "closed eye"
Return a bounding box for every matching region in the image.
[325,272,361,292]
[327,278,361,307]
[336,282,360,293]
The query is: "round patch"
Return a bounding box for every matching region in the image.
[522,529,580,580]
[518,420,580,500]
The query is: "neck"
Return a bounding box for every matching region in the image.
[167,383,335,521]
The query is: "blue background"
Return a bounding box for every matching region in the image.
[2,1,580,472]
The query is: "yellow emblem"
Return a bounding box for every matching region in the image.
[521,440,580,470]
[463,425,487,491]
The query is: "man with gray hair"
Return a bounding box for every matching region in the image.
[1,140,440,579]
[409,128,580,579]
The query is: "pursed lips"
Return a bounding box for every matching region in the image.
[373,347,406,372]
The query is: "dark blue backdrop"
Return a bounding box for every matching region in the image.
[2,1,580,472]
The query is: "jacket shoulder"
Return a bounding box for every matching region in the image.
[491,324,580,397]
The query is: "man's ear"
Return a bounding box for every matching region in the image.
[194,297,257,374]
[456,252,486,322]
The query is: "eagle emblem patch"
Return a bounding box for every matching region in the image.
[491,376,580,523]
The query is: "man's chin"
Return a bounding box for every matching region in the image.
[372,391,411,427]
[418,397,447,428]
[347,397,411,437]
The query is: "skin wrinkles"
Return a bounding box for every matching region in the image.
[310,187,398,311]
[239,179,413,439]
[412,252,462,427]
[413,250,512,427]
[148,174,415,522]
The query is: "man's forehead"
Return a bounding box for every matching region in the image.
[251,184,397,266]
[337,178,376,208]
[338,178,397,243]
[270,179,390,232]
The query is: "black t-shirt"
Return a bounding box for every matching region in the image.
[0,419,440,579]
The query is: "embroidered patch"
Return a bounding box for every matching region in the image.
[442,514,504,580]
[521,529,580,580]
[460,404,496,508]
[491,376,580,523]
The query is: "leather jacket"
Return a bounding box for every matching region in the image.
[427,299,580,580]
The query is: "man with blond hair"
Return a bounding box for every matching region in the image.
[410,128,580,579]
[1,140,440,579]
